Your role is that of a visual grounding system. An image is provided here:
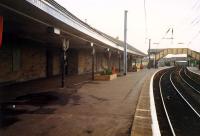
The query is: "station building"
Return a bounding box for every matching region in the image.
[0,0,145,86]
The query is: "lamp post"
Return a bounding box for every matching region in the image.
[61,39,69,88]
[124,10,128,75]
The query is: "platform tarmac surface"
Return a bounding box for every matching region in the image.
[0,69,157,136]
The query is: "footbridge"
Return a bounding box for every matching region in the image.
[149,48,200,68]
[150,48,200,61]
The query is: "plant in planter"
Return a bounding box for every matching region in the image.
[101,68,112,75]
[95,68,117,81]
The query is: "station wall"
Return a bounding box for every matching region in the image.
[0,43,61,84]
[0,45,46,83]
[0,43,135,84]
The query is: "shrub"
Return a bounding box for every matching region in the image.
[101,68,112,75]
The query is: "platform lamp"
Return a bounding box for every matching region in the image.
[47,27,69,88]
[61,38,69,88]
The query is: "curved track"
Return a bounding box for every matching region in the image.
[154,67,200,136]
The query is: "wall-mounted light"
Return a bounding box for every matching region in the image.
[47,27,60,35]
[91,42,94,47]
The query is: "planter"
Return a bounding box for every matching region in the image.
[94,73,117,81]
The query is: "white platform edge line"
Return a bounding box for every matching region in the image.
[187,67,200,76]
[150,70,161,136]
[179,69,200,94]
[150,67,173,136]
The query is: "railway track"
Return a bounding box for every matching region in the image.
[153,67,200,136]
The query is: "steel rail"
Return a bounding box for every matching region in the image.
[178,68,200,94]
[159,71,176,136]
[170,71,200,118]
[184,68,200,85]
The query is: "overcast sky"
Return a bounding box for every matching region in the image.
[55,0,200,54]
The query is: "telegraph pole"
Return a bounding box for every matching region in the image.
[124,10,128,75]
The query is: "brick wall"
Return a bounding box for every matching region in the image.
[128,57,133,71]
[110,53,119,69]
[96,52,108,72]
[77,50,121,74]
[78,49,92,74]
[0,45,46,83]
[0,42,133,84]
[67,49,78,75]
[52,50,61,76]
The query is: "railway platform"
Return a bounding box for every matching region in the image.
[188,67,200,75]
[0,69,158,136]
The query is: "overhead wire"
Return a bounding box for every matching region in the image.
[144,0,148,43]
[173,0,200,50]
[187,30,200,47]
[154,28,173,49]
[191,0,200,10]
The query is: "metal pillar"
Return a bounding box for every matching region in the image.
[124,10,128,75]
[135,59,137,67]
[61,50,65,88]
[199,60,200,70]
[154,53,156,68]
[118,51,121,73]
[187,49,189,67]
[148,39,151,69]
[61,39,69,88]
[91,43,95,80]
[108,51,112,69]
[187,57,190,67]
[199,55,200,70]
